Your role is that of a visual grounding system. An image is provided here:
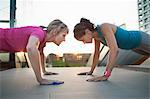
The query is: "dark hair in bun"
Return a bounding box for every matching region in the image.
[73,18,95,40]
[80,18,90,23]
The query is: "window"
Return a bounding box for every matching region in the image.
[144,5,148,10]
[143,0,147,4]
[139,14,143,19]
[144,12,148,17]
[144,24,149,29]
[144,18,148,22]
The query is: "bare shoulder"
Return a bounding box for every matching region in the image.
[29,36,40,42]
[27,36,40,47]
[100,23,115,28]
[100,23,116,33]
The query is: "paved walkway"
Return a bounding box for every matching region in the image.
[0,67,149,99]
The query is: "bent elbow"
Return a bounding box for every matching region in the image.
[26,45,37,53]
[26,46,32,52]
[110,47,119,55]
[116,48,119,54]
[114,48,119,55]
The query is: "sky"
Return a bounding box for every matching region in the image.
[1,0,139,56]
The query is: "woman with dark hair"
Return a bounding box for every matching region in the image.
[0,19,69,85]
[73,18,150,82]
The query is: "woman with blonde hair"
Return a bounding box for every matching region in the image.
[0,19,69,85]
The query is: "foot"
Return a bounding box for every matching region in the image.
[39,79,64,85]
[86,76,108,82]
[43,71,58,75]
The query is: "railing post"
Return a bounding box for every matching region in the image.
[9,0,16,68]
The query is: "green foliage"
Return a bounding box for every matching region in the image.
[52,60,85,67]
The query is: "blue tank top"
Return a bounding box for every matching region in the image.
[96,25,142,50]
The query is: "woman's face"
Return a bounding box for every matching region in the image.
[54,30,68,46]
[78,29,93,44]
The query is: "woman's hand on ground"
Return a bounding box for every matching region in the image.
[86,75,108,82]
[39,79,64,85]
[77,71,92,75]
[43,71,58,75]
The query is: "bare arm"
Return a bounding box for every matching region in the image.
[40,50,46,73]
[86,23,119,82]
[26,36,63,85]
[101,23,119,72]
[26,36,43,83]
[90,39,101,73]
[77,39,100,75]
[40,50,58,75]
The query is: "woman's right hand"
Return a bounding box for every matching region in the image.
[39,79,64,85]
[77,71,93,75]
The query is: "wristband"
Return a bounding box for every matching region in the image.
[104,70,111,77]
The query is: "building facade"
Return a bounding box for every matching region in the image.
[137,0,150,33]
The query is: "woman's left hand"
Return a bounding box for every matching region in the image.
[86,75,108,82]
[43,71,58,75]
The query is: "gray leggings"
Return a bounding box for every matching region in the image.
[132,32,150,56]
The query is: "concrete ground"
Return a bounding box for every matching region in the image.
[0,67,150,99]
